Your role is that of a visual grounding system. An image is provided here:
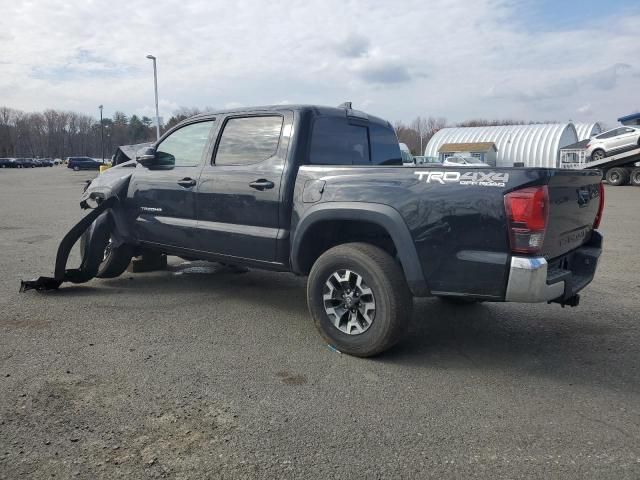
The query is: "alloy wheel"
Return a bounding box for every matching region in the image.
[322,269,376,335]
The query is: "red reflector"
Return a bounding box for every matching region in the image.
[504,185,549,254]
[593,182,605,229]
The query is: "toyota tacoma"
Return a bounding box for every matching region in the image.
[22,104,605,357]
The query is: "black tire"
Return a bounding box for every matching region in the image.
[606,167,629,186]
[80,224,133,279]
[437,296,483,305]
[307,242,412,357]
[630,169,640,187]
[591,149,606,161]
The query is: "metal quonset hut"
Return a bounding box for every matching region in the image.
[574,122,602,141]
[425,124,578,168]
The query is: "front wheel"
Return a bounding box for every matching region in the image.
[73,166,80,171]
[307,243,412,357]
[80,228,133,279]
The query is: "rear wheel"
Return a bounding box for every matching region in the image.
[307,243,412,357]
[591,149,606,161]
[73,165,80,171]
[630,169,640,187]
[606,167,629,186]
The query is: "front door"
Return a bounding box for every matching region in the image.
[619,127,638,149]
[129,120,215,250]
[195,113,292,262]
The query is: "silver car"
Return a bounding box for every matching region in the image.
[443,156,490,167]
[586,126,640,161]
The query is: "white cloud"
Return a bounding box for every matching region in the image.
[577,104,593,116]
[0,0,638,126]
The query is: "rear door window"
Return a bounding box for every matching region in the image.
[214,116,283,166]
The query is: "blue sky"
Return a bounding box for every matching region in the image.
[521,0,639,29]
[0,0,638,127]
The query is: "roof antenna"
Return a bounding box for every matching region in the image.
[338,102,352,109]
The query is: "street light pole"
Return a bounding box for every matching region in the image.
[146,54,160,140]
[99,105,104,162]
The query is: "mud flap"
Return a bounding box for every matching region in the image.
[20,196,117,292]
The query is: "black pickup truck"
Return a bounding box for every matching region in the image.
[22,104,605,357]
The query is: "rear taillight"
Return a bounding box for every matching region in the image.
[593,182,605,229]
[504,185,549,254]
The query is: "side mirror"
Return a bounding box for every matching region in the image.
[136,147,156,167]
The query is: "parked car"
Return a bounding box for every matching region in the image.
[67,157,103,171]
[399,143,414,165]
[0,158,16,168]
[443,155,490,167]
[17,158,36,168]
[25,104,604,357]
[414,155,441,165]
[39,158,55,167]
[586,126,640,161]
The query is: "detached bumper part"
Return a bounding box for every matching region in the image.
[505,231,602,304]
[20,196,117,292]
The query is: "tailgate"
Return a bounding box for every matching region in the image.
[543,170,602,260]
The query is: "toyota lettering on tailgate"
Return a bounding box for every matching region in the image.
[414,171,509,187]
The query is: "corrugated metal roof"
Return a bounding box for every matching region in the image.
[425,124,578,168]
[573,123,602,141]
[438,142,497,153]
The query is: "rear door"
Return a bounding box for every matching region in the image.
[128,120,215,250]
[195,112,292,261]
[543,170,602,260]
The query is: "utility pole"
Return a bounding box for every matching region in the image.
[146,55,161,140]
[99,105,104,162]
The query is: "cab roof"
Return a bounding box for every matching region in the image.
[188,104,392,128]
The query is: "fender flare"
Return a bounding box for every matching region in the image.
[291,202,429,296]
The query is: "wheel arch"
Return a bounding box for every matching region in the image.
[291,202,429,296]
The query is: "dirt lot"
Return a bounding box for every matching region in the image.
[1,167,639,479]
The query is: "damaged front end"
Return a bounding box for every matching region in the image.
[20,171,134,292]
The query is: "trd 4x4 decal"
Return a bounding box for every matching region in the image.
[414,171,509,187]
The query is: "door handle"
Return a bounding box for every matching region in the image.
[178,178,197,188]
[249,179,274,191]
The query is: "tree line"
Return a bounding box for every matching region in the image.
[0,106,186,160]
[0,104,532,159]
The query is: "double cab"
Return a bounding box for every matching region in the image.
[43,104,605,356]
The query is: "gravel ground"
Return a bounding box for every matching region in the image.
[1,167,639,479]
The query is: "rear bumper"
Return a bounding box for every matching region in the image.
[505,231,603,303]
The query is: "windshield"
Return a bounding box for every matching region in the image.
[464,157,483,164]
